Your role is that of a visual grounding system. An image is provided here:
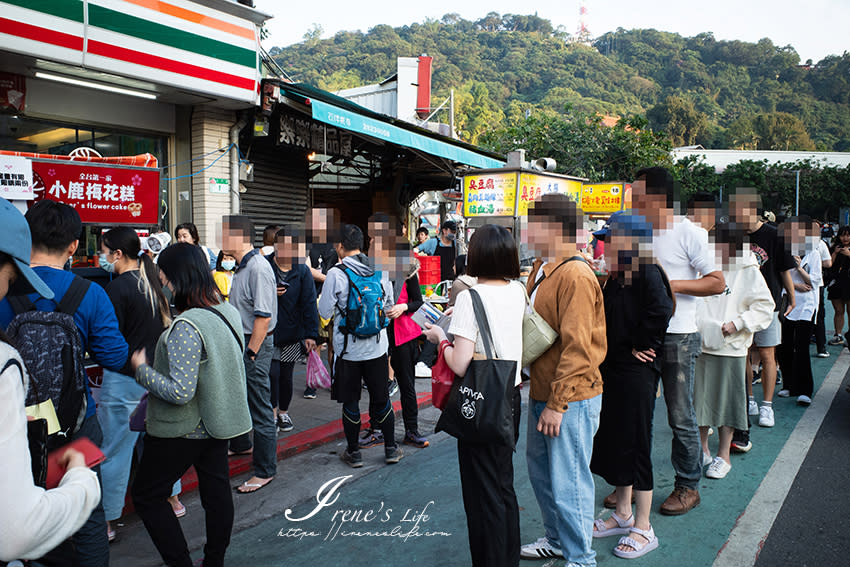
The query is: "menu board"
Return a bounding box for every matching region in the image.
[581,183,624,213]
[463,172,517,217]
[517,173,582,215]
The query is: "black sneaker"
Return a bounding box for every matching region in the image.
[341,449,363,468]
[730,429,752,453]
[303,387,317,399]
[751,369,762,385]
[385,445,404,464]
[276,413,294,432]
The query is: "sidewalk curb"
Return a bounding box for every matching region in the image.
[714,350,850,567]
[178,390,433,493]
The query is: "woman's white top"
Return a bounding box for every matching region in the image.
[448,281,526,386]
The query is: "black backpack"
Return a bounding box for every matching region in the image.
[7,277,92,450]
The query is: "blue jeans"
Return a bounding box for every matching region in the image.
[527,395,602,567]
[233,336,277,479]
[661,332,702,490]
[98,369,146,521]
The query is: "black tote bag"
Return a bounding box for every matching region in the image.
[435,289,517,448]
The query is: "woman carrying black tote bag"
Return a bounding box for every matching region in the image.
[423,224,525,567]
[434,289,517,447]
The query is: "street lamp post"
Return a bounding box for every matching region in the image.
[795,170,800,216]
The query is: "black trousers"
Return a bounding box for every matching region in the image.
[779,318,814,398]
[456,387,521,567]
[390,338,420,433]
[333,355,395,451]
[815,287,827,353]
[132,436,233,567]
[269,360,295,411]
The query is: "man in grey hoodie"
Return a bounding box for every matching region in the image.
[318,223,402,467]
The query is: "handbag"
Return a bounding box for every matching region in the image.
[129,392,148,432]
[431,341,455,410]
[435,289,517,448]
[522,257,585,367]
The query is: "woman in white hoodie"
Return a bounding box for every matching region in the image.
[695,222,774,480]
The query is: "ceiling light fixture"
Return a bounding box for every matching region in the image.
[34,72,158,100]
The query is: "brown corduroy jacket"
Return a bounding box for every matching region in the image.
[526,257,606,412]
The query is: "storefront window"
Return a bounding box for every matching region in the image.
[0,115,166,164]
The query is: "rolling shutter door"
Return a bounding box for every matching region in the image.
[240,143,310,237]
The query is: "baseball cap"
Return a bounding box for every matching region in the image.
[0,197,54,299]
[592,210,625,241]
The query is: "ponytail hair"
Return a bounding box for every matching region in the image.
[101,227,171,326]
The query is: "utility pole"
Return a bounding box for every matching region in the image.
[449,89,455,139]
[795,170,800,216]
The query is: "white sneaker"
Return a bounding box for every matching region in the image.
[748,399,759,416]
[817,351,830,358]
[797,395,812,406]
[414,362,431,378]
[520,537,563,559]
[702,451,713,467]
[777,389,790,398]
[705,456,732,479]
[758,405,775,427]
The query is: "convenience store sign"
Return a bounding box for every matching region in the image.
[33,161,159,224]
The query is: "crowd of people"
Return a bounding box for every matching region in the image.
[0,163,845,566]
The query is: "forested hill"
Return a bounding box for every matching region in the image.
[270,13,850,152]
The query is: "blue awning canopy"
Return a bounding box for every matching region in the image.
[309,99,504,169]
[273,82,505,170]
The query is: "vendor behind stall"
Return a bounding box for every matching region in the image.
[414,219,457,282]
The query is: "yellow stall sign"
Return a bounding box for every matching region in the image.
[463,172,517,217]
[517,173,582,215]
[581,183,624,213]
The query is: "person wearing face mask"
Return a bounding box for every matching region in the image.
[213,251,237,301]
[265,228,318,433]
[415,219,458,282]
[98,227,179,541]
[777,217,822,406]
[0,200,128,567]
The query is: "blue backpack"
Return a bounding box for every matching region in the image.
[335,265,388,349]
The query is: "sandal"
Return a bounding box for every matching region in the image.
[613,526,659,559]
[592,511,634,538]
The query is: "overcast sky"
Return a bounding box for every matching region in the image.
[253,0,848,64]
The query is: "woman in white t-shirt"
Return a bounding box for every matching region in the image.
[423,224,525,567]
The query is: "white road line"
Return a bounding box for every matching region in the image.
[713,350,850,567]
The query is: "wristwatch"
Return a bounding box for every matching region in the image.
[245,348,257,361]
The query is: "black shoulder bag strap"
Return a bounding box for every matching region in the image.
[56,276,92,315]
[202,306,245,352]
[468,288,499,360]
[528,256,586,297]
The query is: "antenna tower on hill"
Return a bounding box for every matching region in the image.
[576,0,592,44]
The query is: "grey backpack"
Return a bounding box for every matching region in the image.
[7,277,91,449]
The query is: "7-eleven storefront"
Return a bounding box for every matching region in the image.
[0,0,270,245]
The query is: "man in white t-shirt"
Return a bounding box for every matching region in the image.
[813,220,833,357]
[632,167,725,517]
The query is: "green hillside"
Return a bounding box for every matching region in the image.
[270,13,850,152]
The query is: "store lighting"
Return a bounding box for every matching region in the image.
[34,72,158,100]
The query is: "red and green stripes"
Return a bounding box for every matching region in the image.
[0,0,260,99]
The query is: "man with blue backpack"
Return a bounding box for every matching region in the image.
[318,223,402,467]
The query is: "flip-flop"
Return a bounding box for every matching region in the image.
[172,503,186,518]
[235,477,274,494]
[228,448,253,457]
[592,511,634,538]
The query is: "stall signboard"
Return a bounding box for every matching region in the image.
[463,172,517,217]
[581,183,625,213]
[517,173,582,215]
[0,155,33,200]
[33,161,159,225]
